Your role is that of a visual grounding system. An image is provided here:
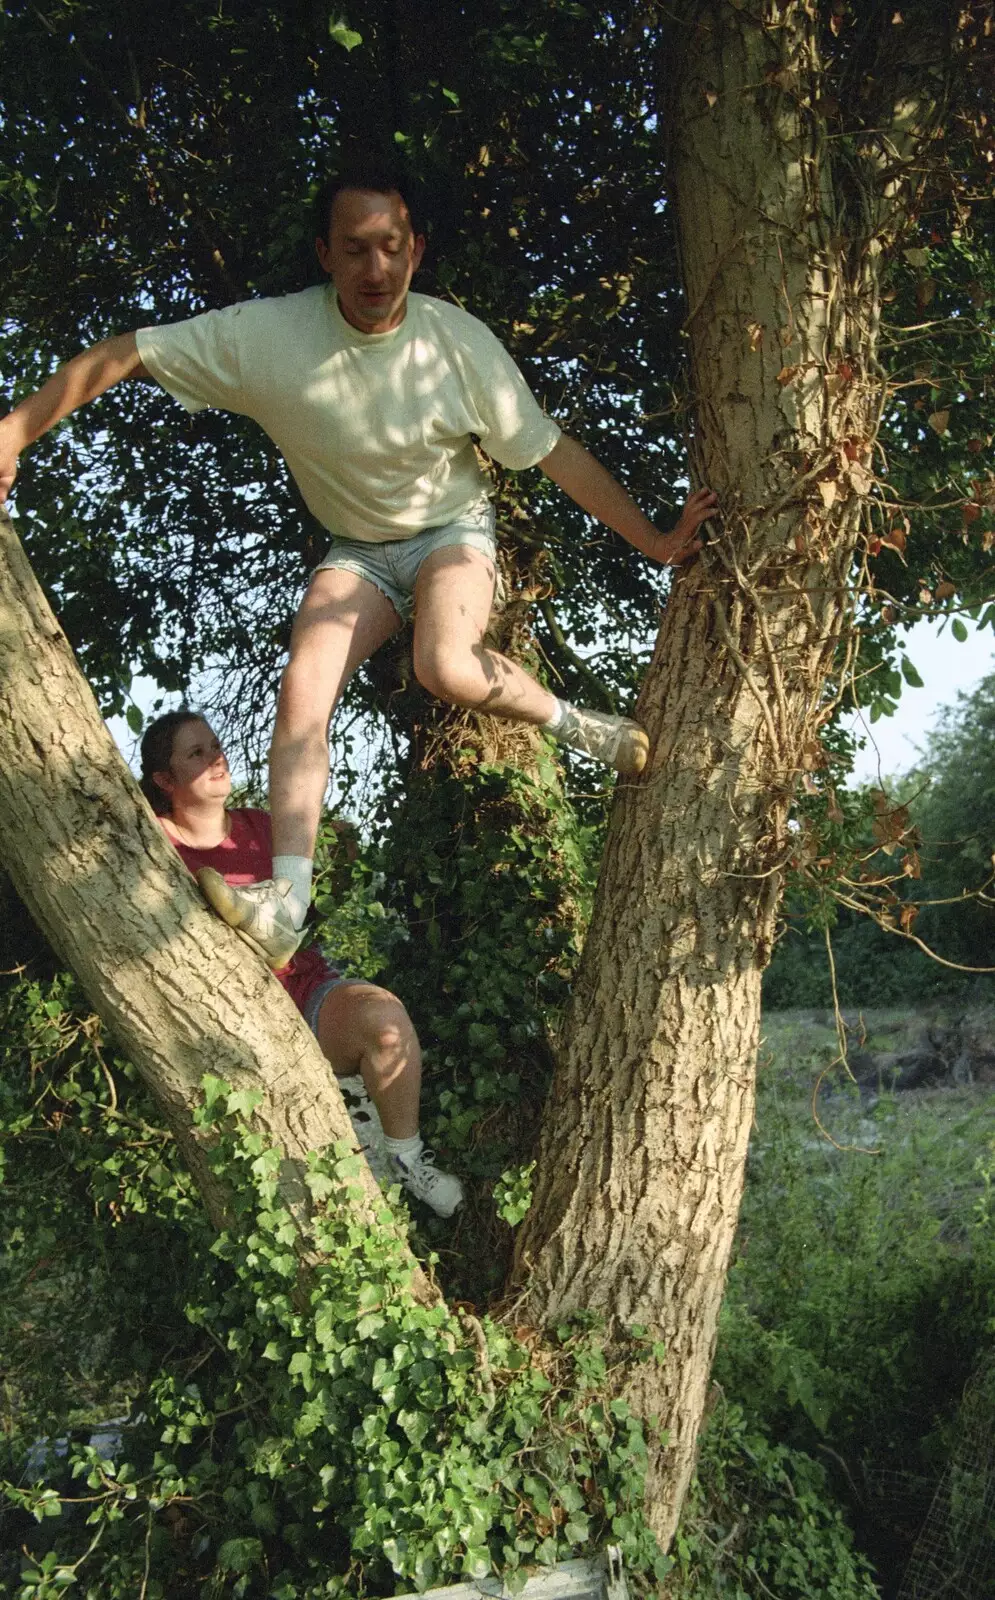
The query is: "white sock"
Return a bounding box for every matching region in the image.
[272,854,313,929]
[541,697,570,735]
[383,1132,423,1165]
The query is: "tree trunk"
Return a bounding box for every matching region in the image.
[0,503,434,1302]
[512,0,938,1548]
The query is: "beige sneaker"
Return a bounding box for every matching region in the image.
[550,705,650,775]
[196,870,305,970]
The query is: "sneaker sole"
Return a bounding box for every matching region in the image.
[196,868,303,971]
[615,727,650,776]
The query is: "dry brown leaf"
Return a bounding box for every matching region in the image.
[927,409,950,435]
[800,741,828,771]
[963,500,982,525]
[882,519,908,554]
[935,580,957,600]
[746,320,764,351]
[776,365,799,386]
[817,478,838,509]
[849,460,874,495]
[704,89,718,108]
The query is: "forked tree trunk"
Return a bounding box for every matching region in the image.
[513,0,939,1547]
[0,503,434,1302]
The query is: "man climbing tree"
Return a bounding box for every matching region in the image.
[0,0,993,1590]
[0,164,715,967]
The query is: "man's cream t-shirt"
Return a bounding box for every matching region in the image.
[136,287,561,544]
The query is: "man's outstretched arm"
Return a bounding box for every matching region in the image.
[0,332,149,503]
[539,434,716,566]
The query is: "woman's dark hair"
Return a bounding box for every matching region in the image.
[312,162,425,242]
[139,709,206,815]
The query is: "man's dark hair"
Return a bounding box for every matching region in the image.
[312,163,424,241]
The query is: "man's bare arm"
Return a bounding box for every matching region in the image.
[538,434,716,566]
[0,332,150,503]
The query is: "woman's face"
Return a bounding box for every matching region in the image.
[156,719,231,805]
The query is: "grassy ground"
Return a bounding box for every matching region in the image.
[676,1006,995,1598]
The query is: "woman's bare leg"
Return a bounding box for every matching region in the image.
[315,981,421,1139]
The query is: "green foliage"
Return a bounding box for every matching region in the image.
[0,972,203,1444]
[493,1162,536,1228]
[906,672,995,971]
[711,1065,995,1582]
[376,758,597,1197]
[670,1402,879,1600]
[1,1075,667,1599]
[765,671,995,1007]
[310,818,411,983]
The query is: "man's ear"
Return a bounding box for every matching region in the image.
[412,233,426,272]
[316,234,332,276]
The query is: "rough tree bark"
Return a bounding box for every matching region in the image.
[0,502,434,1301]
[513,0,947,1548]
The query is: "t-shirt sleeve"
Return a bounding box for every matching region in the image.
[136,303,248,415]
[461,324,562,471]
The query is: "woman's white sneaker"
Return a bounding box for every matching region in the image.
[389,1148,464,1218]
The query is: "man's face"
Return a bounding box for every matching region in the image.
[317,187,425,334]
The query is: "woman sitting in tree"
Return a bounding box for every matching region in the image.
[139,708,463,1219]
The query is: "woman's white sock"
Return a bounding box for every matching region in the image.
[383,1132,424,1164]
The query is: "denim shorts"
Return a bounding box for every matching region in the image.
[302,973,368,1036]
[313,498,497,622]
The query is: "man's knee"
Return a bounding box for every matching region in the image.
[412,640,480,704]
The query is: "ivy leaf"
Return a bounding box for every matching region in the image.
[217,1537,264,1573]
[288,1351,313,1389]
[328,17,362,50]
[397,1407,430,1446]
[226,1086,263,1119]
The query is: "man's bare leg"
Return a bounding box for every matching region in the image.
[412,545,559,720]
[197,570,400,964]
[271,568,401,861]
[412,545,649,771]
